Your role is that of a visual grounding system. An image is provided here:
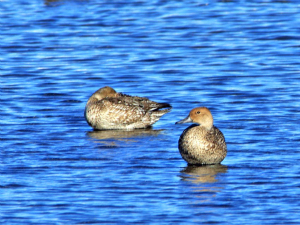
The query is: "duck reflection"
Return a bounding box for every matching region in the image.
[180,164,227,201]
[181,164,227,184]
[87,128,163,146]
[44,0,89,6]
[88,128,163,140]
[44,0,63,6]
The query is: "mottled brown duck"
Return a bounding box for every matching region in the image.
[85,86,172,130]
[175,107,227,165]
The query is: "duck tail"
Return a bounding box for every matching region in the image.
[158,102,172,109]
[151,103,172,111]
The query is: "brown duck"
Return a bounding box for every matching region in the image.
[176,107,227,165]
[85,86,172,130]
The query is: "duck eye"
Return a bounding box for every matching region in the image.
[196,111,200,114]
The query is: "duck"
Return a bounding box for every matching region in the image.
[175,107,227,165]
[85,86,172,130]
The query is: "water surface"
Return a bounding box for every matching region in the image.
[1,0,300,224]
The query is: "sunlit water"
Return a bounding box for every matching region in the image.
[1,0,300,224]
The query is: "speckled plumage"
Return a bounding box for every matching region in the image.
[176,107,227,165]
[85,86,172,130]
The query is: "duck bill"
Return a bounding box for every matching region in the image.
[175,115,193,124]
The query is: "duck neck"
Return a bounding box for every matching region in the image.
[201,116,213,131]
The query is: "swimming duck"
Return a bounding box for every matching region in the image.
[85,86,172,130]
[175,107,227,165]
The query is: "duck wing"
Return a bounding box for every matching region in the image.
[118,94,171,112]
[100,97,147,125]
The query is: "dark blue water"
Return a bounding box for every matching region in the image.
[1,0,300,224]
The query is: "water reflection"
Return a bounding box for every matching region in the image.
[180,165,227,202]
[181,164,228,184]
[87,128,163,140]
[88,128,163,140]
[44,0,64,6]
[44,0,88,6]
[87,128,164,147]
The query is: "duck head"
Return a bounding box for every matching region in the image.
[175,107,213,130]
[92,86,118,100]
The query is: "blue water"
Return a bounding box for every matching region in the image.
[1,0,300,224]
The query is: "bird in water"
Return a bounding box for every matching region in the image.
[85,86,172,130]
[175,107,227,165]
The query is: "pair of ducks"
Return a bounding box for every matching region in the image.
[85,86,227,165]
